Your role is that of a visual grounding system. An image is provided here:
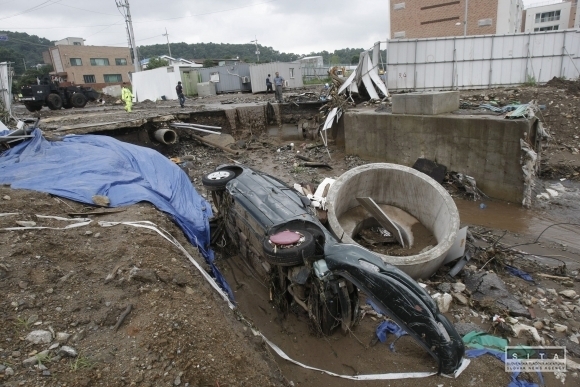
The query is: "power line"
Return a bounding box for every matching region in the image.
[54,2,118,16]
[0,0,63,21]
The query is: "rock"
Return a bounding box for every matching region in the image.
[5,367,14,376]
[16,221,36,227]
[2,195,11,200]
[0,364,5,373]
[452,283,466,293]
[537,288,546,296]
[559,290,578,299]
[554,323,568,333]
[174,374,181,386]
[129,267,157,283]
[464,272,531,318]
[92,195,110,207]
[42,370,51,376]
[71,329,86,343]
[554,338,580,358]
[434,293,452,313]
[56,332,70,342]
[454,322,484,336]
[547,308,555,315]
[452,292,469,305]
[11,350,21,357]
[438,283,452,293]
[533,321,544,330]
[22,350,49,367]
[26,330,52,344]
[547,288,558,296]
[59,346,78,358]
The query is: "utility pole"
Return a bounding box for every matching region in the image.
[463,0,469,36]
[250,36,260,63]
[163,28,172,58]
[22,59,27,71]
[116,0,140,73]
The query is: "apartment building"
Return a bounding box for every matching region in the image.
[522,0,579,32]
[44,38,134,86]
[390,0,524,39]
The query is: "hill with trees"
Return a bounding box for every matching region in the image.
[0,31,365,77]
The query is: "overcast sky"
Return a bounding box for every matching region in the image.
[0,0,561,56]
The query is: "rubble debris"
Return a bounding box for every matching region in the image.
[92,195,110,207]
[412,158,447,184]
[464,272,531,318]
[113,304,133,331]
[453,323,484,337]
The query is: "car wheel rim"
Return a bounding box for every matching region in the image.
[207,171,231,180]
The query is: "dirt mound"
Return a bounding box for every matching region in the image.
[546,76,580,95]
[0,187,285,387]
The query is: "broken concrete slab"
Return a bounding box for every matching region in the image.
[454,322,484,336]
[464,272,531,318]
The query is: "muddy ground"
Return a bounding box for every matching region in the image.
[1,80,580,386]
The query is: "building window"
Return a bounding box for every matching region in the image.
[394,2,405,10]
[115,58,127,66]
[70,58,82,66]
[83,75,96,83]
[103,74,123,83]
[90,58,110,66]
[534,25,559,31]
[478,18,493,26]
[289,68,295,78]
[73,42,81,46]
[394,31,406,39]
[535,10,560,23]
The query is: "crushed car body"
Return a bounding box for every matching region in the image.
[203,165,465,375]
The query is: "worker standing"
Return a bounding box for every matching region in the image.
[121,83,133,113]
[273,72,285,103]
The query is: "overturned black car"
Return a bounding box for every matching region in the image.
[203,165,465,375]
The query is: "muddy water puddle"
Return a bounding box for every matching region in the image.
[223,255,446,387]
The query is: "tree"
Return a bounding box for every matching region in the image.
[351,55,360,65]
[330,55,340,65]
[145,56,169,70]
[202,59,214,68]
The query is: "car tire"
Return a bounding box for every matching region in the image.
[46,94,63,110]
[309,281,338,336]
[263,230,315,266]
[202,170,236,191]
[71,93,87,108]
[24,103,42,112]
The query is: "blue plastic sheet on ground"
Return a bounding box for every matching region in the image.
[466,349,541,387]
[479,104,520,113]
[0,129,233,300]
[376,320,408,352]
[505,265,534,282]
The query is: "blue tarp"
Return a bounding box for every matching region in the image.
[0,129,233,299]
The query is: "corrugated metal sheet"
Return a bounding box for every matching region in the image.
[386,30,580,91]
[249,63,303,93]
[197,64,251,94]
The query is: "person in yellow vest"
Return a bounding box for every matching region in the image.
[121,83,133,113]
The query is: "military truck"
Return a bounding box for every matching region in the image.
[19,77,100,112]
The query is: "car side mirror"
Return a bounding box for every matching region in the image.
[300,196,311,208]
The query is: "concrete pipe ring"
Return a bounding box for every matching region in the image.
[154,129,178,145]
[326,163,460,280]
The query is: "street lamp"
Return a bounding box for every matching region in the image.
[250,36,260,63]
[163,27,172,58]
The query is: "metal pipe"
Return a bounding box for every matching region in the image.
[170,124,221,135]
[463,0,469,36]
[154,129,178,144]
[174,122,222,130]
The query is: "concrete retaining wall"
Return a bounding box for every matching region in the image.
[334,110,536,203]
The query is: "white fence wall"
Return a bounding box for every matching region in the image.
[386,30,580,91]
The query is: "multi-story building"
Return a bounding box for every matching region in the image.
[522,0,579,32]
[43,37,134,87]
[390,0,524,39]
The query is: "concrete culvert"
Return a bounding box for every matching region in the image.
[326,163,460,279]
[154,129,178,144]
